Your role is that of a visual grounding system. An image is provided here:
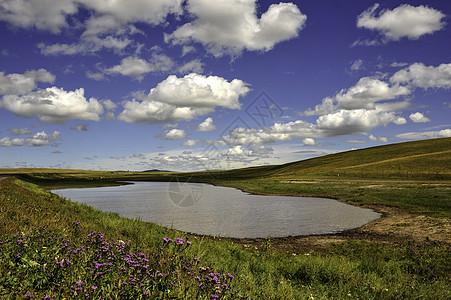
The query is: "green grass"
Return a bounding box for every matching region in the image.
[1,177,450,299]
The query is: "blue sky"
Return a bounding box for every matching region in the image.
[0,0,450,171]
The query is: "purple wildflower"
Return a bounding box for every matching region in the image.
[176,238,184,245]
[163,237,173,243]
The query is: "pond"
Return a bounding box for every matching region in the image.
[52,181,381,238]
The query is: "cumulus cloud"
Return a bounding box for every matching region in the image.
[222,120,319,146]
[0,130,61,147]
[78,0,183,26]
[357,4,445,41]
[21,0,183,55]
[104,55,174,80]
[196,117,217,131]
[409,112,431,123]
[0,0,78,33]
[0,87,104,123]
[0,137,25,147]
[222,107,406,147]
[316,109,406,136]
[25,130,61,146]
[0,69,55,95]
[166,0,307,56]
[162,129,187,140]
[1,0,183,41]
[396,129,451,140]
[118,73,250,124]
[390,63,451,89]
[302,138,318,146]
[303,77,411,116]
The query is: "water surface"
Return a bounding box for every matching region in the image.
[52,181,380,238]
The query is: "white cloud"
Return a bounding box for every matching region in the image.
[177,59,204,74]
[78,0,183,26]
[390,63,451,89]
[118,73,250,123]
[222,108,406,147]
[102,99,117,110]
[86,71,107,81]
[182,139,199,147]
[182,46,196,56]
[0,87,104,123]
[369,135,388,143]
[357,4,445,41]
[148,73,249,109]
[0,137,25,147]
[396,129,451,140]
[409,112,431,123]
[0,69,55,95]
[0,130,60,147]
[196,117,217,132]
[0,0,78,33]
[104,55,174,80]
[0,0,183,33]
[302,138,317,146]
[166,0,307,56]
[162,129,187,140]
[303,77,411,116]
[38,35,132,56]
[222,120,319,146]
[316,109,406,136]
[329,77,410,110]
[25,130,61,146]
[390,61,409,68]
[15,0,183,56]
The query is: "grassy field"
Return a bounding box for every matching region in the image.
[0,137,450,298]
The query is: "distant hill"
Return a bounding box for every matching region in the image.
[200,137,451,180]
[141,169,171,173]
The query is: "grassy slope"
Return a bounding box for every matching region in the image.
[269,137,451,179]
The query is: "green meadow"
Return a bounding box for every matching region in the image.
[1,137,450,299]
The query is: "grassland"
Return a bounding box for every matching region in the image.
[1,137,450,298]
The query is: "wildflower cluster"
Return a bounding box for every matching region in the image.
[0,226,238,299]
